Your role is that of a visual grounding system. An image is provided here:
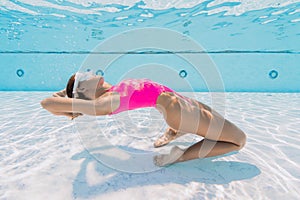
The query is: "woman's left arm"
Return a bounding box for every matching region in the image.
[40,97,98,116]
[41,95,114,117]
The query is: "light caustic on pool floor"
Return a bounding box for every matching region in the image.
[1,92,300,199]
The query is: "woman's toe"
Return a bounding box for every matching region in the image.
[153,135,170,148]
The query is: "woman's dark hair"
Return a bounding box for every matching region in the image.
[66,74,75,98]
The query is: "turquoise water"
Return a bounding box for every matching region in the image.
[1,1,300,199]
[0,0,299,92]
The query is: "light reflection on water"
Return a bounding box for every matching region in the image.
[1,92,299,199]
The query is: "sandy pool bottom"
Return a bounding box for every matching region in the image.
[1,92,300,199]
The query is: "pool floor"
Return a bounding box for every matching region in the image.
[1,92,300,199]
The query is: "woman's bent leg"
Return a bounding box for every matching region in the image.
[177,138,243,162]
[155,92,246,166]
[156,92,246,147]
[154,139,243,166]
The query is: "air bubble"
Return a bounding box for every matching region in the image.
[16,69,24,77]
[179,69,187,78]
[96,69,104,76]
[269,70,278,79]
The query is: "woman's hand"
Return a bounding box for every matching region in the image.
[70,113,83,120]
[52,89,66,97]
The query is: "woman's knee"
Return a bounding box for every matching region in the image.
[236,130,247,150]
[222,120,247,150]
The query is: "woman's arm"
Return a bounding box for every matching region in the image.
[40,95,116,116]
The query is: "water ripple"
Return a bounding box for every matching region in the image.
[1,92,300,199]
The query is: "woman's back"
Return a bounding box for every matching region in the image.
[107,78,173,114]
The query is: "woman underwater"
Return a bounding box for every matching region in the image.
[41,71,246,166]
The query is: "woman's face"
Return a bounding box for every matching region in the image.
[76,76,104,100]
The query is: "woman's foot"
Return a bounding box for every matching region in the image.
[154,128,181,148]
[153,146,185,167]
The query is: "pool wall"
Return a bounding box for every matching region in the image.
[0,1,299,92]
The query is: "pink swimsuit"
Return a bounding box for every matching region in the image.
[107,79,174,115]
